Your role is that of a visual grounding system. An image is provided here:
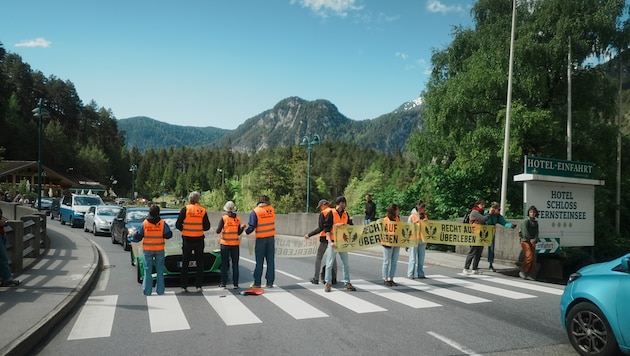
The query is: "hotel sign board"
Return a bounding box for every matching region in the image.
[524,156,594,180]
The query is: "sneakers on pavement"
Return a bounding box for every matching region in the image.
[344,283,356,291]
[311,278,319,284]
[489,264,496,272]
[463,269,472,275]
[250,283,261,288]
[196,287,203,293]
[265,284,273,288]
[233,285,239,289]
[525,275,535,281]
[324,283,332,292]
[181,287,189,293]
[471,270,482,275]
[218,284,226,289]
[519,271,526,279]
[0,279,20,287]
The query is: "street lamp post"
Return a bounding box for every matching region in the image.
[217,168,224,185]
[129,164,137,201]
[32,99,50,212]
[300,134,321,213]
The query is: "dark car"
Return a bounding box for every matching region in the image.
[130,210,221,283]
[110,207,149,251]
[33,197,54,215]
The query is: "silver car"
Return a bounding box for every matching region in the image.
[84,205,123,236]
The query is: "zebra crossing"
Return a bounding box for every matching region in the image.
[67,275,564,340]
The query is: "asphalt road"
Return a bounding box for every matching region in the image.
[31,223,576,356]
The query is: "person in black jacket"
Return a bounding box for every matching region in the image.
[304,199,337,284]
[364,194,376,223]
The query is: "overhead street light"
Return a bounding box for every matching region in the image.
[217,168,224,185]
[300,134,321,213]
[32,99,50,212]
[129,164,138,201]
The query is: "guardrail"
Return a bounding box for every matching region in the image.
[1,202,48,274]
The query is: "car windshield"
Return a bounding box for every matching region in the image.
[127,211,148,221]
[75,196,102,205]
[98,207,121,216]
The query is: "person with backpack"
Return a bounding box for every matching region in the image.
[463,199,490,275]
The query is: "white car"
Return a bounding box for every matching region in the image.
[84,205,123,236]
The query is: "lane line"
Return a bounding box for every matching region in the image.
[465,275,564,295]
[239,256,302,280]
[396,277,491,304]
[298,282,387,314]
[147,291,190,333]
[428,275,536,299]
[67,295,118,340]
[350,279,442,309]
[263,287,328,319]
[204,289,262,326]
[428,331,482,356]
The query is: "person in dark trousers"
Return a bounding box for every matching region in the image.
[215,201,246,289]
[463,199,490,275]
[364,194,376,224]
[0,209,20,287]
[246,195,276,288]
[128,204,172,296]
[304,199,337,284]
[519,205,539,280]
[176,191,211,293]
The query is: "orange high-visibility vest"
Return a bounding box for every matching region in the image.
[142,220,166,251]
[220,214,242,246]
[319,207,335,238]
[182,204,206,238]
[254,205,275,239]
[330,209,349,242]
[409,212,428,243]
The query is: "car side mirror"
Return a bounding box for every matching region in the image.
[622,257,630,272]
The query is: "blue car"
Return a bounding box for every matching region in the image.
[560,253,630,355]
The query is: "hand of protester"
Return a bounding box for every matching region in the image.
[304,234,310,239]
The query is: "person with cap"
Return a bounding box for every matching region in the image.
[0,209,20,287]
[304,199,337,285]
[176,191,211,293]
[323,196,356,292]
[129,204,172,295]
[519,205,539,280]
[216,201,246,289]
[245,195,276,288]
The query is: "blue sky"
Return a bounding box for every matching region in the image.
[1,0,474,129]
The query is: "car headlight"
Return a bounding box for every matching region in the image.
[567,272,581,283]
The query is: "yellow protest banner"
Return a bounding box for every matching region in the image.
[333,220,417,252]
[274,235,320,257]
[420,220,494,247]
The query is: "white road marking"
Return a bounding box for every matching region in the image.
[147,291,190,332]
[428,275,536,299]
[467,275,564,295]
[299,282,387,313]
[428,331,482,356]
[262,287,328,319]
[397,277,491,304]
[350,279,442,308]
[204,288,262,326]
[67,295,118,340]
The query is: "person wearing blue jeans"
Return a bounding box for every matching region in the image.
[323,196,356,292]
[407,201,428,279]
[246,195,276,288]
[129,205,172,296]
[382,203,401,286]
[0,209,20,287]
[485,202,515,272]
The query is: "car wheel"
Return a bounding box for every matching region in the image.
[70,217,75,228]
[123,239,131,251]
[60,216,65,225]
[566,302,620,356]
[111,233,117,244]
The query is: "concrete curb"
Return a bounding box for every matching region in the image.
[2,235,102,356]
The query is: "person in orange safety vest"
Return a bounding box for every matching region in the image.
[129,204,172,296]
[245,195,276,288]
[215,201,246,289]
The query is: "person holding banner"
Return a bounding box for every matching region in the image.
[382,203,401,286]
[407,201,428,279]
[518,205,539,280]
[323,196,356,292]
[216,201,246,289]
[485,202,516,272]
[304,199,337,285]
[246,195,276,288]
[463,199,490,275]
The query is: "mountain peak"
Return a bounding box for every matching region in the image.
[394,97,423,113]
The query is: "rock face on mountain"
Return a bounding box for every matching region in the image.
[119,96,423,154]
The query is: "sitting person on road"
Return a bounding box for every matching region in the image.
[128,204,172,296]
